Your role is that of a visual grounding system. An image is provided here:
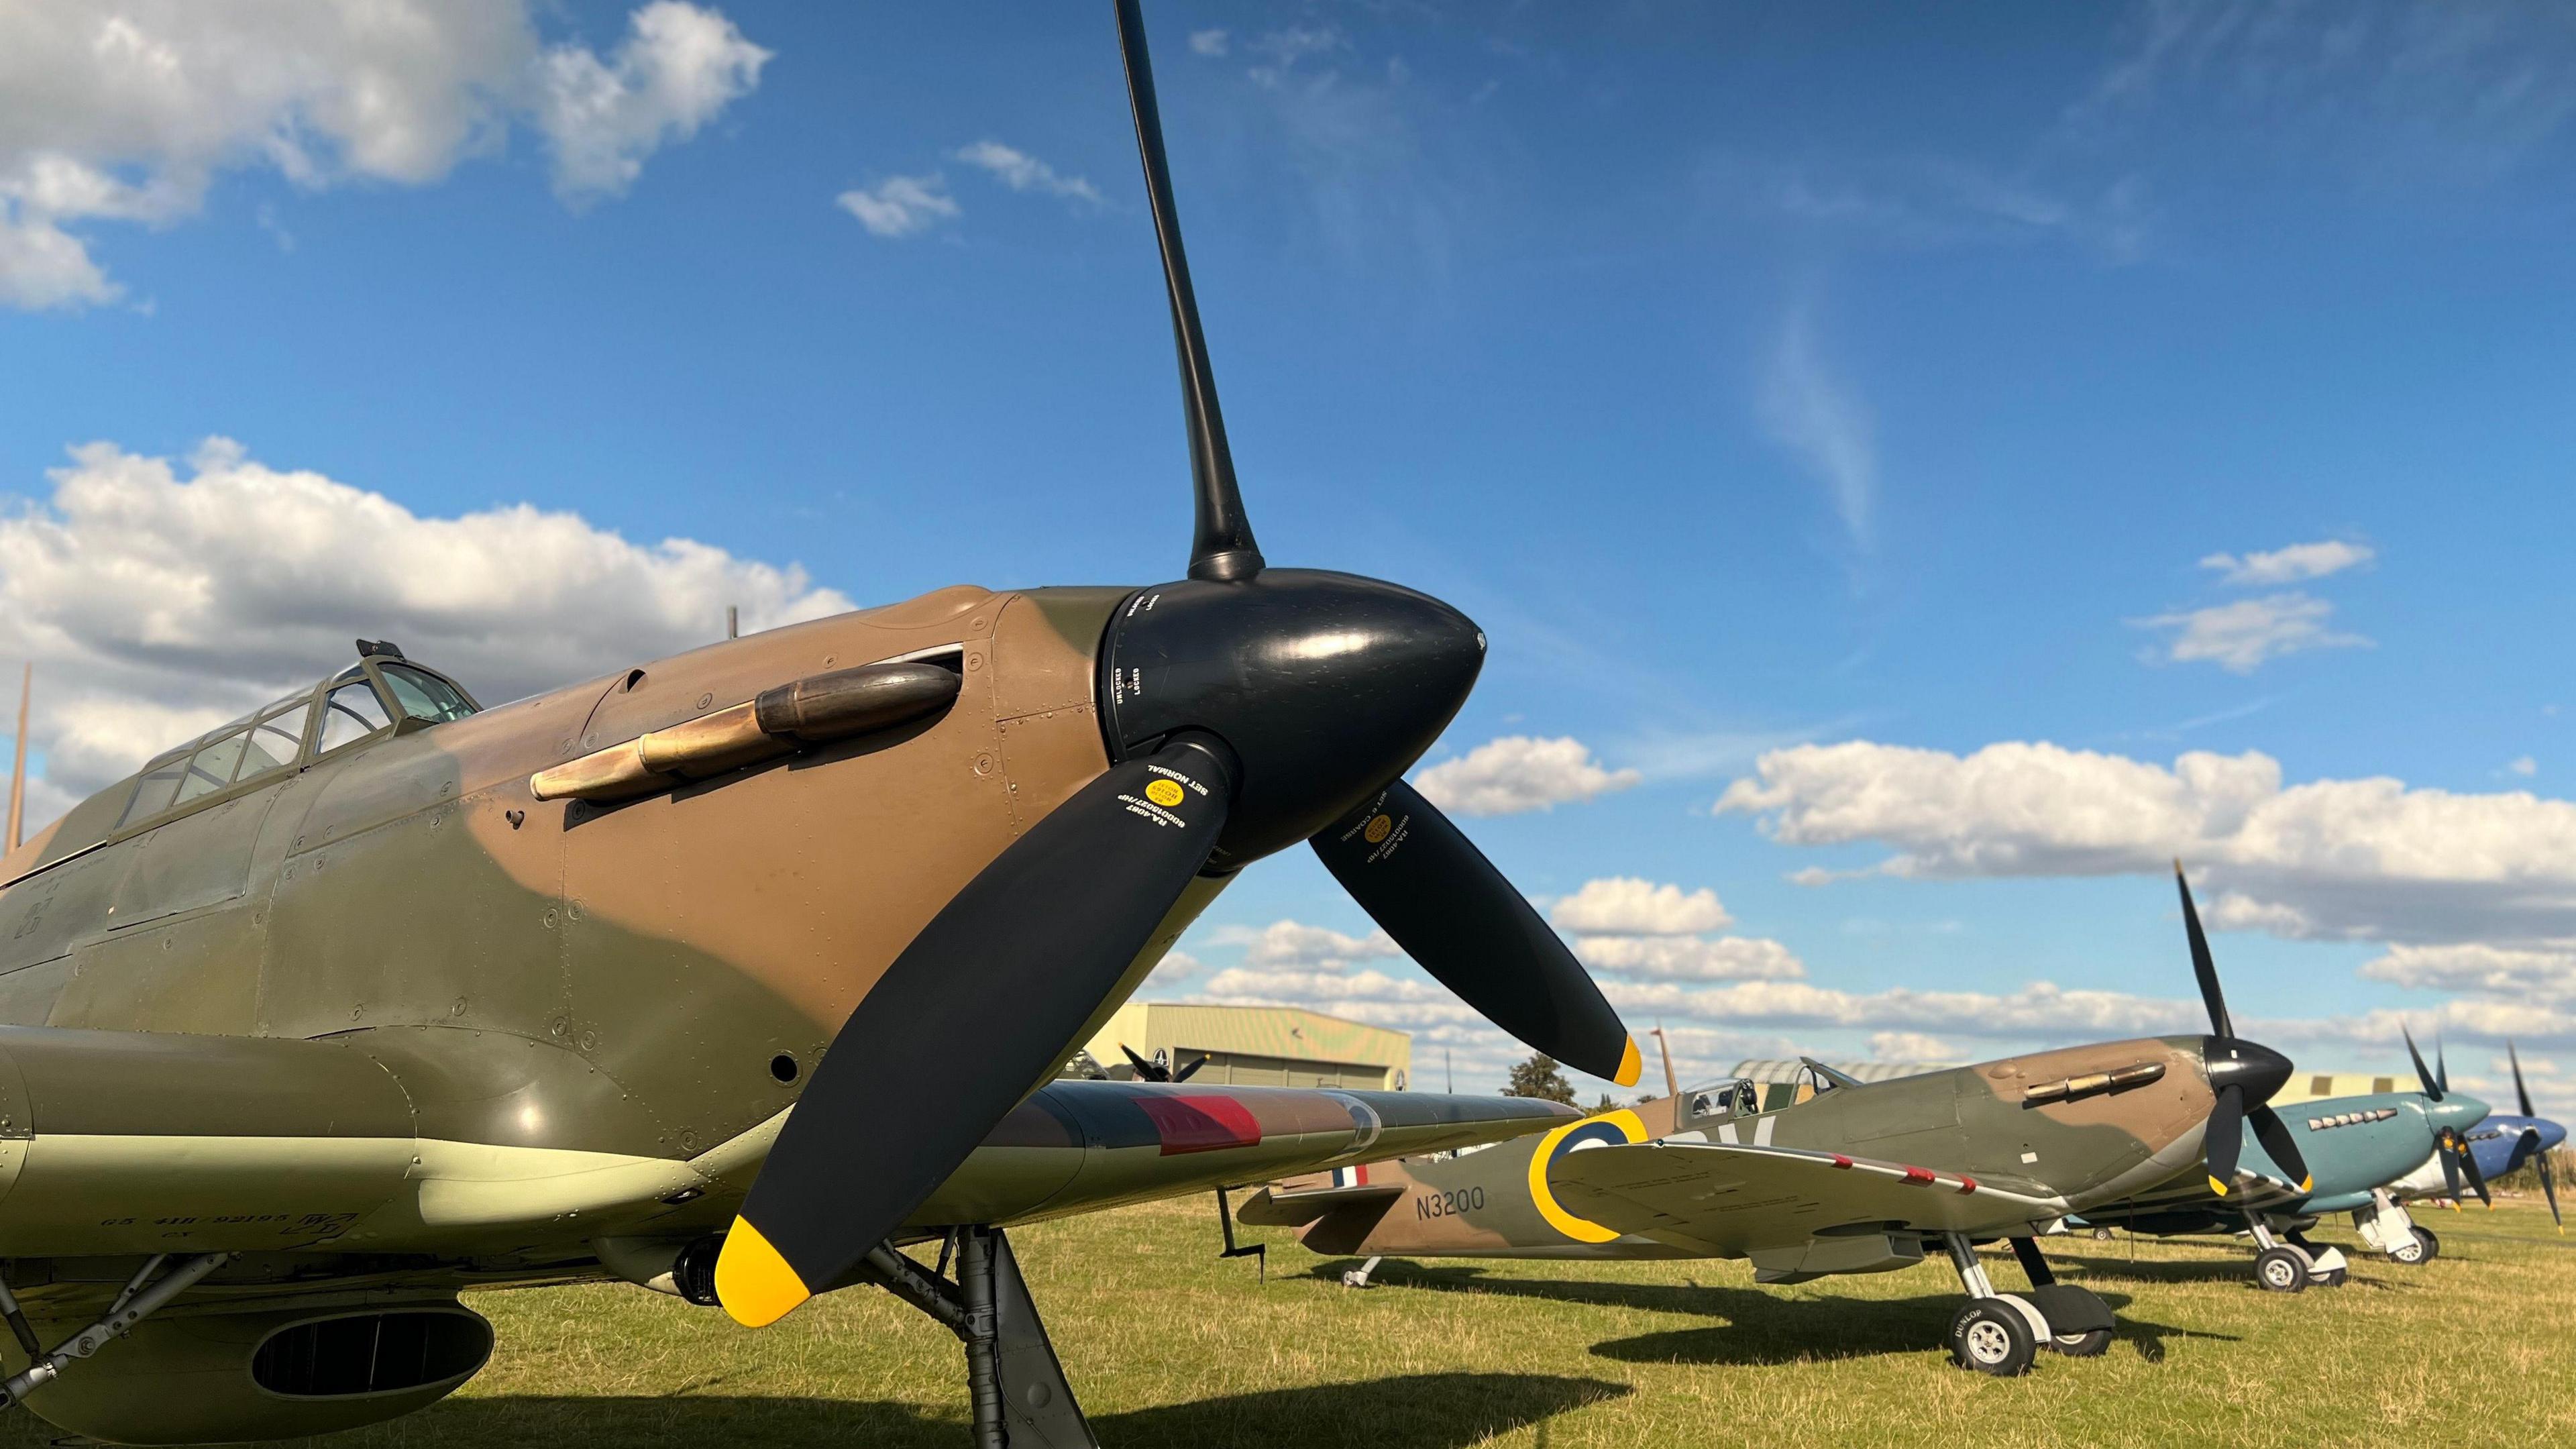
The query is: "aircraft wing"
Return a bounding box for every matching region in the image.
[1233,1181,1405,1227]
[1547,1139,2069,1256]
[906,1083,1578,1232]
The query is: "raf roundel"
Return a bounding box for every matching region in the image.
[1144,778,1187,808]
[1526,1108,1651,1244]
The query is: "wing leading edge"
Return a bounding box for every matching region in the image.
[1546,1139,2070,1258]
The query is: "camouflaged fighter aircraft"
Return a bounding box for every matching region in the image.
[1240,867,2314,1379]
[2074,1026,2498,1283]
[0,5,1638,1444]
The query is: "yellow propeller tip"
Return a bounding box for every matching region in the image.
[2208,1177,2229,1196]
[714,1218,812,1328]
[1613,1036,1643,1089]
[2299,1177,2314,1193]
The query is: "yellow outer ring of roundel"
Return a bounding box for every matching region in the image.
[1144,778,1187,808]
[1527,1108,1651,1244]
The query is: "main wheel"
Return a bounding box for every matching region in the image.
[2254,1246,2310,1293]
[2312,1267,2349,1287]
[2413,1228,2440,1261]
[1947,1301,2038,1377]
[2387,1232,2426,1265]
[2049,1328,2114,1357]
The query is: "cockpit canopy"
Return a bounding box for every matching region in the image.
[1678,1078,1762,1128]
[111,643,480,833]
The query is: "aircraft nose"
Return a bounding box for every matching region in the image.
[2430,1094,2492,1132]
[1101,568,1485,864]
[2203,1036,2294,1107]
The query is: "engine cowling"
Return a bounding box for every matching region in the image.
[21,1299,492,1444]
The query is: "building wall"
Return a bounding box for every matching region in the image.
[1077,1002,1411,1089]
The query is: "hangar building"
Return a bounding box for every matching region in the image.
[1076,1004,1411,1090]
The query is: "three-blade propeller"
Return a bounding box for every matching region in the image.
[715,0,1637,1326]
[1122,1043,1208,1083]
[2175,865,2312,1197]
[2509,1042,2563,1230]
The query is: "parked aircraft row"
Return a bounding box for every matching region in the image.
[0,3,2556,1444]
[1243,873,2566,1376]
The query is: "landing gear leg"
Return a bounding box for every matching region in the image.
[2243,1214,2311,1293]
[2284,1230,2347,1286]
[861,1228,1095,1449]
[2007,1237,2113,1356]
[1341,1256,1384,1289]
[1939,1234,2043,1376]
[0,1253,231,1408]
[2354,1188,2422,1263]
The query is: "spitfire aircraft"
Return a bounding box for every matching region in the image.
[2377,1040,2563,1234]
[2071,1027,2489,1289]
[1241,868,2310,1378]
[0,4,1640,1444]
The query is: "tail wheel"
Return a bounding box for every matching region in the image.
[1947,1301,2037,1377]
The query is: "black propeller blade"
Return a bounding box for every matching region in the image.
[2176,859,2233,1040]
[2509,1042,2562,1230]
[2433,1126,2491,1208]
[2174,864,2310,1195]
[718,0,1640,1327]
[2403,1023,2443,1101]
[2436,1036,2449,1097]
[717,738,1233,1325]
[1114,0,1259,584]
[2204,1083,2247,1195]
[1119,1044,1211,1083]
[1316,782,1640,1086]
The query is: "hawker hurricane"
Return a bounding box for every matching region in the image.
[0,4,1634,1444]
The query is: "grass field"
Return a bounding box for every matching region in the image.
[9,1195,2571,1448]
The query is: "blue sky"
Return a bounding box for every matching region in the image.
[5,1,2575,1107]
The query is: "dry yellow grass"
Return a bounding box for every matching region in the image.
[8,1196,2570,1447]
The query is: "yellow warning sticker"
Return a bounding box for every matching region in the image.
[1363,814,1394,844]
[1145,778,1187,808]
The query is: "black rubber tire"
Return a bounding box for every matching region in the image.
[2312,1268,2349,1287]
[2048,1328,2114,1357]
[2255,1246,2310,1293]
[2414,1228,2440,1261]
[1947,1300,2038,1377]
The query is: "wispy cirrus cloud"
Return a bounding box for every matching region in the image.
[951,140,1102,207]
[1760,305,1876,559]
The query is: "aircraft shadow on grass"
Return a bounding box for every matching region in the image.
[1311,1260,2235,1367]
[274,1374,1627,1449]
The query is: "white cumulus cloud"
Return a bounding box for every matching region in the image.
[535,1,769,204]
[1413,735,1640,817]
[2199,539,2375,586]
[2133,592,2370,673]
[0,0,765,307]
[0,438,851,826]
[1550,877,1732,935]
[1719,738,2576,948]
[1574,934,1805,983]
[1869,1030,1957,1062]
[837,174,959,239]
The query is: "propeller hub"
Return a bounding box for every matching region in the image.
[1099,569,1484,867]
[2202,1036,2294,1107]
[2426,1095,2491,1134]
